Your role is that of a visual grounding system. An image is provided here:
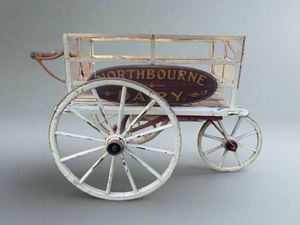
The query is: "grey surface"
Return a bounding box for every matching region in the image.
[1,0,299,224]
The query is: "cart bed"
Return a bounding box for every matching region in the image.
[70,92,249,117]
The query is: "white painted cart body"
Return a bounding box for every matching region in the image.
[31,34,262,200]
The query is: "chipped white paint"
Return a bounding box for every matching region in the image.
[91,88,114,134]
[39,33,262,200]
[79,152,109,184]
[60,145,106,163]
[197,116,262,172]
[125,149,162,179]
[105,156,116,195]
[120,153,138,194]
[126,123,173,141]
[127,143,175,155]
[61,33,245,110]
[122,99,156,136]
[49,79,181,200]
[116,86,127,134]
[55,131,105,142]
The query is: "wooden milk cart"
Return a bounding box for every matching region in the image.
[30,34,262,200]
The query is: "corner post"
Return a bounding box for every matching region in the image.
[230,36,245,108]
[63,33,73,92]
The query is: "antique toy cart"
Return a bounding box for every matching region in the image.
[31,33,262,200]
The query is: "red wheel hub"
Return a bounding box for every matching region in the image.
[226,140,238,151]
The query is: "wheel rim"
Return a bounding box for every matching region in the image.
[49,78,181,200]
[197,116,262,172]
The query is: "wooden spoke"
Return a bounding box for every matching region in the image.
[127,115,134,136]
[55,131,105,142]
[234,152,243,166]
[91,88,114,134]
[79,152,109,184]
[238,143,257,152]
[198,116,262,172]
[92,115,110,135]
[117,86,127,134]
[66,105,108,137]
[218,150,228,168]
[60,145,106,163]
[99,114,116,123]
[49,79,181,200]
[231,117,242,136]
[210,121,224,135]
[203,145,223,155]
[127,143,174,155]
[217,120,229,139]
[143,115,155,121]
[122,99,156,136]
[126,123,173,141]
[106,156,116,195]
[203,133,224,142]
[120,153,137,193]
[125,149,162,179]
[236,130,257,141]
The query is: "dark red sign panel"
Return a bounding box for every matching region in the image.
[88,65,217,105]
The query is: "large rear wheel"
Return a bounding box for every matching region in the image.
[49,78,181,200]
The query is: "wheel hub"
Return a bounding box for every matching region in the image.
[226,140,237,151]
[222,136,238,152]
[106,135,126,155]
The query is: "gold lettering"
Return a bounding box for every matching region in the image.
[107,71,116,78]
[147,69,155,80]
[171,91,184,102]
[127,69,135,79]
[167,70,176,80]
[96,72,106,79]
[117,70,125,78]
[196,74,207,86]
[118,90,130,100]
[157,92,167,98]
[178,70,187,81]
[137,70,145,79]
[132,92,146,102]
[157,70,166,80]
[188,71,198,83]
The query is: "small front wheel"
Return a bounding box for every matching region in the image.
[197,116,262,172]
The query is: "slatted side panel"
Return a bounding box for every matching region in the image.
[63,34,245,108]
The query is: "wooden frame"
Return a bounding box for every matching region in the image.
[62,33,246,116]
[30,33,263,200]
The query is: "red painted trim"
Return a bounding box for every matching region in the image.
[129,116,168,133]
[177,116,222,121]
[209,119,236,150]
[129,116,222,133]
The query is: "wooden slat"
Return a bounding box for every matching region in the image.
[69,55,236,61]
[71,93,231,108]
[62,33,246,111]
[66,33,243,41]
[69,57,235,65]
